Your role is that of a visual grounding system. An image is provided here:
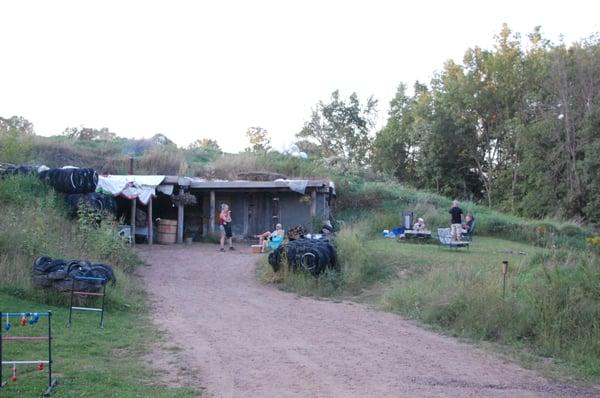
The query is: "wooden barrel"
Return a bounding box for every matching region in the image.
[157,219,177,244]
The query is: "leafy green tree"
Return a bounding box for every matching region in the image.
[0,115,34,136]
[297,90,377,165]
[186,138,222,163]
[0,115,34,163]
[245,126,271,152]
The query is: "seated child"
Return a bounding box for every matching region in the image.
[413,217,426,232]
[462,214,475,234]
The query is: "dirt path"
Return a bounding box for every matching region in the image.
[139,244,597,398]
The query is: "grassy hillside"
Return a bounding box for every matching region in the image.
[0,175,198,396]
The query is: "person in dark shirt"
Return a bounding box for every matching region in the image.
[449,200,463,241]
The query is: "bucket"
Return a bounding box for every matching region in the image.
[402,211,413,229]
[251,244,263,254]
[157,219,177,244]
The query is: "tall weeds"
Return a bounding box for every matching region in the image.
[382,248,600,379]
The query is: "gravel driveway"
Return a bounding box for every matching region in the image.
[138,244,597,398]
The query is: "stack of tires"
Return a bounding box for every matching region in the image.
[268,238,336,276]
[66,192,117,216]
[39,168,98,194]
[32,256,115,292]
[0,164,40,177]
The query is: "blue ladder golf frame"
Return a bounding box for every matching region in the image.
[67,276,107,329]
[0,311,58,396]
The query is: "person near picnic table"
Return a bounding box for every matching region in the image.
[462,213,475,234]
[449,200,464,241]
[413,217,426,232]
[255,223,284,252]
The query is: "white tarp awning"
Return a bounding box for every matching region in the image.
[274,179,309,194]
[96,175,166,205]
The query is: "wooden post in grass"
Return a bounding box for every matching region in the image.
[501,260,509,298]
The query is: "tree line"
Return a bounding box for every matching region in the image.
[298,25,600,226]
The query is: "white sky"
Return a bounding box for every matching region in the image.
[1,0,598,152]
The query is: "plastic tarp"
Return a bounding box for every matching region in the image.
[96,175,166,205]
[274,179,309,194]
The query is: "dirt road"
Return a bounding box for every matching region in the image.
[139,244,596,398]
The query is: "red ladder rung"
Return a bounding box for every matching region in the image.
[2,336,49,341]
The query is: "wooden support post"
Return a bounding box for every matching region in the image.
[147,196,153,245]
[130,198,136,246]
[310,189,317,217]
[209,190,216,234]
[177,203,184,244]
[242,194,249,236]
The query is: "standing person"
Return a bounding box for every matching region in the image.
[219,203,234,252]
[449,200,464,241]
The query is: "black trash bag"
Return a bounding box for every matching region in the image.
[39,168,98,194]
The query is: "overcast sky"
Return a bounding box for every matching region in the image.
[1,0,599,152]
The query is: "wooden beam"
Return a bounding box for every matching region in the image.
[177,203,184,244]
[147,197,153,245]
[242,194,249,236]
[209,190,215,234]
[310,189,317,217]
[130,198,136,246]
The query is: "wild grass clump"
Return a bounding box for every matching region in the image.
[258,222,391,297]
[382,248,600,380]
[0,175,142,310]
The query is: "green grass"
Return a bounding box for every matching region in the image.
[0,292,199,397]
[377,237,600,382]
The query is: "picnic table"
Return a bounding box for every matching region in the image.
[399,229,432,242]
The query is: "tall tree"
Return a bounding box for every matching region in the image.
[245,127,271,152]
[297,90,377,165]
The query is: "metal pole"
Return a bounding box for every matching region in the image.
[68,279,75,327]
[48,311,52,390]
[0,311,4,388]
[99,283,106,329]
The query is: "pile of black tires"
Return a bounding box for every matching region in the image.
[66,192,117,216]
[32,256,115,292]
[0,164,41,177]
[39,168,98,194]
[268,238,336,276]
